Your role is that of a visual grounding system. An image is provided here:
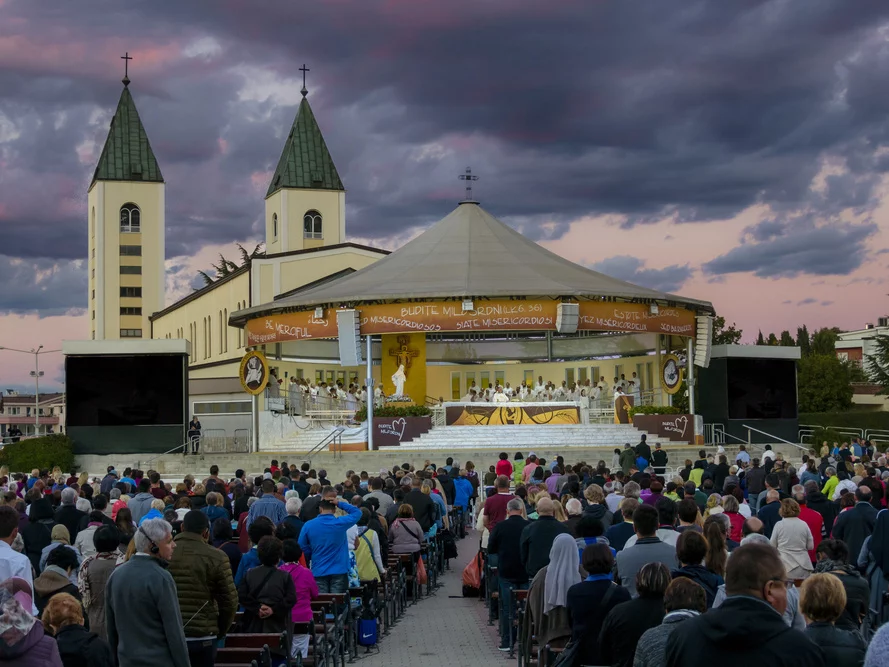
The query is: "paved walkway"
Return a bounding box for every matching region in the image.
[358,530,507,667]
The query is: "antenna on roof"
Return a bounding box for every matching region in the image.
[458,167,479,203]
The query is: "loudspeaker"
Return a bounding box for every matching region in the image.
[337,309,363,366]
[556,302,579,334]
[694,315,713,368]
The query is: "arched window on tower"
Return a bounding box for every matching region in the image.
[224,308,228,352]
[272,213,278,240]
[304,210,322,239]
[120,203,141,233]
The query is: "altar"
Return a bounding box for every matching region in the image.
[443,401,581,425]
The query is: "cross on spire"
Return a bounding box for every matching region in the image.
[299,64,310,97]
[458,167,479,202]
[121,52,133,86]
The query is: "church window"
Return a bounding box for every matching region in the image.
[224,309,228,352]
[272,213,278,240]
[304,210,322,239]
[120,203,141,232]
[91,207,95,238]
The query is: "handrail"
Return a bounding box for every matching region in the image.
[302,426,345,463]
[741,424,807,451]
[142,440,189,467]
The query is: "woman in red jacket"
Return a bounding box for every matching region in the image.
[721,495,745,543]
[495,452,513,479]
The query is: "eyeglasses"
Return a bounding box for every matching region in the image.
[769,578,794,589]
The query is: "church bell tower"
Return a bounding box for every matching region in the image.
[87,68,165,340]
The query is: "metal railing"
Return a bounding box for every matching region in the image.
[233,428,252,453]
[302,426,345,463]
[799,424,865,444]
[742,424,807,451]
[199,429,228,453]
[142,441,189,467]
[703,423,726,446]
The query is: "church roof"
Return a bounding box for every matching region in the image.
[266,96,344,197]
[91,84,163,186]
[235,202,713,319]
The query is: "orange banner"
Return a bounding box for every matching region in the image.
[245,299,696,345]
[577,302,695,336]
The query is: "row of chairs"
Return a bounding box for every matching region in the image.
[215,528,460,667]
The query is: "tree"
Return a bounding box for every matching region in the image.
[866,334,889,395]
[197,242,265,287]
[712,316,743,345]
[811,328,839,356]
[756,330,765,346]
[779,330,795,347]
[797,354,853,413]
[767,333,778,346]
[796,325,811,357]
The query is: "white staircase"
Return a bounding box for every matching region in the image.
[397,423,663,450]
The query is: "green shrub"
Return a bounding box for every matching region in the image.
[810,427,844,447]
[354,405,432,422]
[0,434,75,474]
[628,405,683,418]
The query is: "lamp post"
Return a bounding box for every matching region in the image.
[0,346,61,437]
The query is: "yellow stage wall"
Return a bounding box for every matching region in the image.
[380,333,427,401]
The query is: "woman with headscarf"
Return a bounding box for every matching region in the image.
[860,508,889,625]
[0,578,62,666]
[39,526,81,585]
[522,533,580,657]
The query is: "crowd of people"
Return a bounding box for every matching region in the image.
[0,437,887,666]
[0,460,471,666]
[475,443,889,666]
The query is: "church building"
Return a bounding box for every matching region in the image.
[88,72,389,421]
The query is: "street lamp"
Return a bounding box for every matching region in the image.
[0,346,61,437]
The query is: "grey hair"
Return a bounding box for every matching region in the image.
[623,481,641,500]
[285,490,299,500]
[134,518,172,554]
[713,512,731,532]
[740,533,771,547]
[506,498,524,512]
[286,497,302,515]
[247,497,258,508]
[110,488,121,500]
[826,467,836,476]
[11,533,24,553]
[60,487,77,506]
[566,498,583,516]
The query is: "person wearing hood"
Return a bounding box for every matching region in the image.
[21,497,55,573]
[126,479,156,525]
[634,577,707,667]
[522,533,579,657]
[0,577,62,667]
[43,592,114,667]
[33,545,82,616]
[582,485,613,529]
[598,562,669,667]
[39,526,81,585]
[672,530,724,608]
[665,542,825,667]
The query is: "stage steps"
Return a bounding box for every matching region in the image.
[398,423,665,450]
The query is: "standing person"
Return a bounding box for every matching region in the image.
[167,511,238,667]
[237,536,295,640]
[279,540,318,661]
[597,562,670,667]
[495,453,513,479]
[246,480,287,529]
[187,416,202,455]
[126,480,155,526]
[832,487,877,564]
[0,506,36,613]
[746,459,766,513]
[403,476,436,533]
[77,525,119,641]
[614,505,678,597]
[634,578,707,667]
[520,498,572,579]
[799,574,866,667]
[43,592,115,667]
[298,492,361,594]
[672,531,724,608]
[635,435,652,468]
[652,443,669,476]
[619,444,636,475]
[488,498,530,651]
[565,543,631,665]
[523,534,580,656]
[665,543,825,667]
[105,518,190,667]
[860,509,889,625]
[482,475,515,533]
[54,488,85,544]
[0,577,63,667]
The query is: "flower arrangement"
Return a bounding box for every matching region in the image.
[354,405,432,421]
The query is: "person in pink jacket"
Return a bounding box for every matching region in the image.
[279,540,318,659]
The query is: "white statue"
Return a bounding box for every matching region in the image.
[391,364,407,396]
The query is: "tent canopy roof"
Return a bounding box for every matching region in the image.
[233,202,712,322]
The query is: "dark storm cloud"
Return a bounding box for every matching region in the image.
[587,257,693,294]
[2,0,889,287]
[0,256,87,317]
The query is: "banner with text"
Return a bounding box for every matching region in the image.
[245,299,696,345]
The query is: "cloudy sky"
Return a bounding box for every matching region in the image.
[1,0,887,392]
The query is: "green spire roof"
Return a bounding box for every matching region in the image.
[266,96,344,198]
[91,85,163,186]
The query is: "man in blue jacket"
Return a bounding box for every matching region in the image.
[298,487,361,593]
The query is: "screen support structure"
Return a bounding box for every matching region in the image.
[365,334,374,451]
[252,394,259,453]
[686,337,696,416]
